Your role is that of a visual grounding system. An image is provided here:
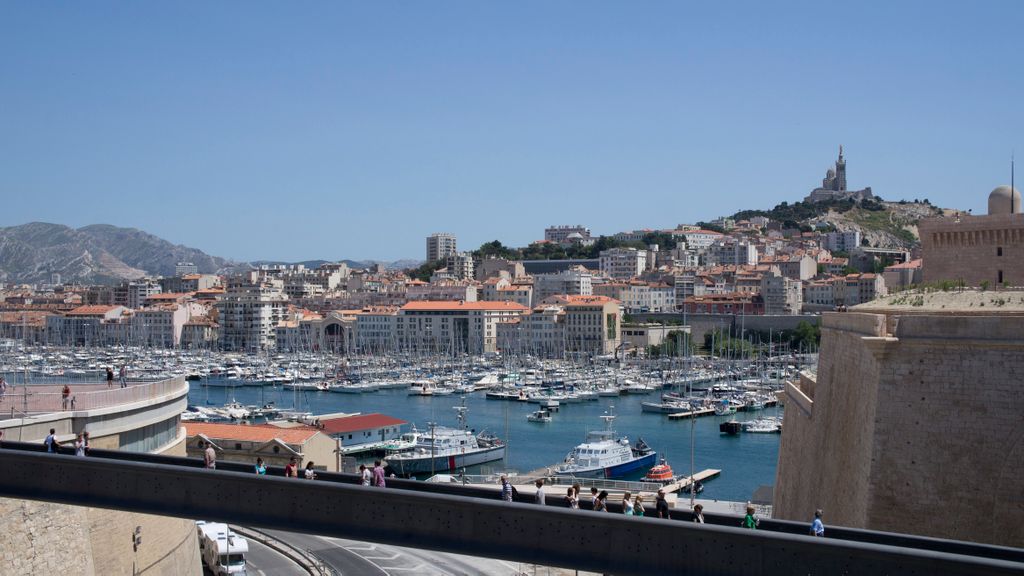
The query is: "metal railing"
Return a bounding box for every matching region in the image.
[0,376,186,414]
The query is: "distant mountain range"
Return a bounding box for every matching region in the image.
[0,222,420,286]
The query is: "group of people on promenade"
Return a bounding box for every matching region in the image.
[105,365,129,388]
[498,475,825,536]
[42,427,90,456]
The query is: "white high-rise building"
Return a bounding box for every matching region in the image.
[426,233,457,262]
[533,267,594,304]
[175,262,199,276]
[217,273,289,351]
[599,248,647,280]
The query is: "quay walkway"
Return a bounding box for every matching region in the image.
[0,441,1021,576]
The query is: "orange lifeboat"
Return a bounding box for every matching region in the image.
[643,458,675,483]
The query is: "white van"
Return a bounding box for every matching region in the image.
[196,521,248,575]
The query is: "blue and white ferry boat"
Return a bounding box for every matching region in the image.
[553,407,657,479]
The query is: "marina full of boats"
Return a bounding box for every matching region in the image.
[2,342,807,496]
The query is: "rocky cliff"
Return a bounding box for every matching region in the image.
[0,222,237,285]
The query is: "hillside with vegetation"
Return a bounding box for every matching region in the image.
[733,197,947,249]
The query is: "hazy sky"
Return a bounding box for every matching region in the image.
[2,2,1021,262]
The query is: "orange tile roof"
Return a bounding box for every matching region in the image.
[185,422,320,444]
[400,301,529,312]
[66,305,121,316]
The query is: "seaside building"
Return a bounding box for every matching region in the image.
[539,295,622,356]
[475,257,526,280]
[919,185,1024,286]
[114,279,162,310]
[882,259,923,290]
[45,305,128,347]
[217,273,289,352]
[774,292,1024,547]
[396,300,529,354]
[426,233,457,262]
[803,146,874,204]
[185,422,338,472]
[312,413,408,453]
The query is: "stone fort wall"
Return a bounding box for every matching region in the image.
[775,310,1024,547]
[0,416,201,575]
[919,213,1024,286]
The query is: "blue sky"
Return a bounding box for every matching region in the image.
[1,2,1021,262]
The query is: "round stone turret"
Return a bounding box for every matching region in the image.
[988,185,1021,215]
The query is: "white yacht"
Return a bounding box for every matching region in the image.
[554,407,657,479]
[385,399,505,475]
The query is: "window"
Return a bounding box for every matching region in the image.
[998,270,1004,284]
[997,247,1003,257]
[235,443,242,450]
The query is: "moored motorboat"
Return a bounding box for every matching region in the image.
[554,407,657,479]
[642,458,675,483]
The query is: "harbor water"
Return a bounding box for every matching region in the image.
[189,383,782,503]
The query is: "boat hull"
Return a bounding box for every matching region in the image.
[554,451,658,479]
[386,445,506,475]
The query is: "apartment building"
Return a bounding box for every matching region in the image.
[426,233,457,262]
[820,230,862,253]
[217,273,289,351]
[540,295,622,356]
[760,270,803,315]
[707,240,758,267]
[354,306,400,352]
[45,305,128,346]
[545,225,591,245]
[445,252,476,280]
[682,230,724,250]
[396,300,528,354]
[834,273,887,307]
[599,248,647,280]
[533,267,594,303]
[114,280,162,310]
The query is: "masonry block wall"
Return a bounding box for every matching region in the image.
[774,310,1024,548]
[0,433,201,575]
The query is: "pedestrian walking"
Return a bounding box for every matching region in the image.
[74,433,87,457]
[655,489,670,519]
[203,441,216,469]
[372,460,386,487]
[254,457,266,475]
[692,504,705,524]
[284,456,298,477]
[360,464,372,486]
[61,384,71,410]
[500,475,514,502]
[304,462,317,480]
[44,428,59,453]
[621,491,634,515]
[106,367,114,388]
[590,487,599,510]
[742,505,759,529]
[634,494,645,517]
[810,509,825,537]
[0,375,7,403]
[594,490,609,512]
[571,483,581,502]
[534,479,546,505]
[119,365,128,388]
[565,487,579,509]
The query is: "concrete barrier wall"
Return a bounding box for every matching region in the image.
[0,448,1020,576]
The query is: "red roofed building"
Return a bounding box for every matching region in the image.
[184,422,338,471]
[313,413,408,454]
